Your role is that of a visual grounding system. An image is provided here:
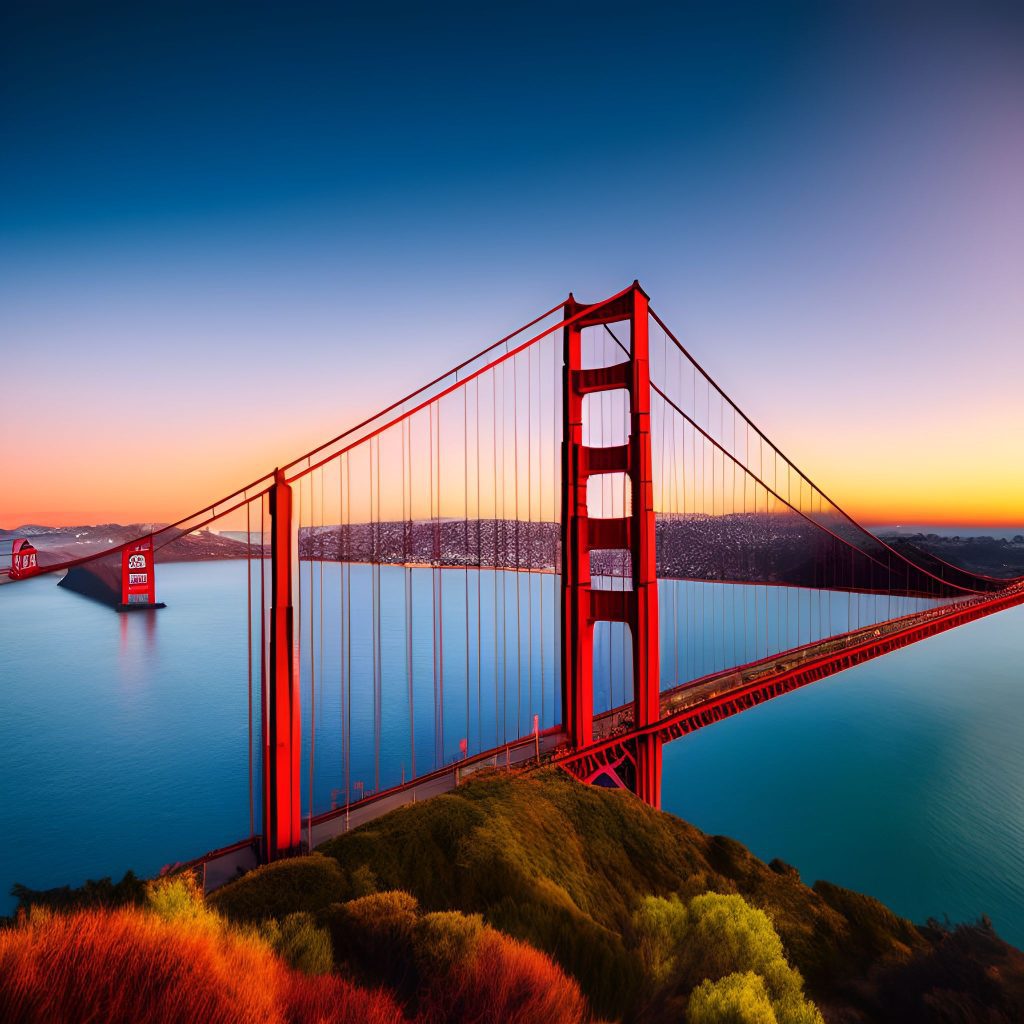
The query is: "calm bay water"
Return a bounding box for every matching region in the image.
[0,561,1021,948]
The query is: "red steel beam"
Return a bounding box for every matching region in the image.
[559,586,1024,779]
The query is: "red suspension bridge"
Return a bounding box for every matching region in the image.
[8,281,1023,882]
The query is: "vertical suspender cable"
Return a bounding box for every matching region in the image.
[338,454,345,800]
[436,404,444,763]
[538,344,546,726]
[527,343,534,729]
[246,498,254,837]
[429,405,438,765]
[259,493,266,836]
[475,378,482,749]
[464,381,471,753]
[308,473,315,848]
[374,438,382,793]
[405,418,416,779]
[513,352,522,736]
[345,455,352,809]
[492,367,500,746]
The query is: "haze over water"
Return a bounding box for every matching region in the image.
[1,560,1022,949]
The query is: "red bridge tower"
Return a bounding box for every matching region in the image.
[561,282,662,806]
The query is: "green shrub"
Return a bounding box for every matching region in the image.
[259,912,333,975]
[11,871,146,914]
[813,881,922,956]
[414,911,484,975]
[633,892,823,1023]
[209,854,347,924]
[631,893,689,985]
[327,891,420,993]
[688,971,778,1024]
[145,872,208,925]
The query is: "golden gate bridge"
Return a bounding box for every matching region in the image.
[7,281,1023,886]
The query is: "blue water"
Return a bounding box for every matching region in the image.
[662,604,1024,946]
[0,562,1021,950]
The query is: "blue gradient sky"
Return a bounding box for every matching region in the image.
[2,3,1022,526]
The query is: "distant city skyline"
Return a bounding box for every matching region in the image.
[2,4,1021,529]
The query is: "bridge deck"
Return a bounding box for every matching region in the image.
[560,584,1024,782]
[193,582,1024,892]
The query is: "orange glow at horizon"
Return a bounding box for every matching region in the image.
[3,418,1021,532]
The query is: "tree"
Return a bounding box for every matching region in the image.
[632,892,823,1024]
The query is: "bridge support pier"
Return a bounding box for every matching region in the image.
[263,469,302,861]
[634,734,662,809]
[561,281,662,808]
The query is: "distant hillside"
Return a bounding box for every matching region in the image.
[882,533,1024,578]
[6,519,1022,584]
[0,524,255,568]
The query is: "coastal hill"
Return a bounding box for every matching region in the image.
[9,771,1017,1022]
[207,769,1024,1022]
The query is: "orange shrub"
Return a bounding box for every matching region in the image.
[0,906,405,1024]
[286,972,405,1024]
[417,928,589,1024]
[0,907,283,1024]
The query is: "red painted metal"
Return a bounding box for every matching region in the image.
[263,470,302,860]
[561,282,662,806]
[559,585,1024,784]
[120,537,157,607]
[9,539,39,580]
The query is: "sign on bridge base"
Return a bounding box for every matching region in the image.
[118,538,164,611]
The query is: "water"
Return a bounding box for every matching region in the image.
[0,562,1021,949]
[662,604,1024,946]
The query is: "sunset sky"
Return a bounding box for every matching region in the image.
[2,4,1022,529]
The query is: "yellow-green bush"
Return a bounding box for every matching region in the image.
[688,971,778,1024]
[633,892,823,1023]
[259,912,333,975]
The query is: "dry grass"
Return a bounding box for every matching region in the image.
[0,905,404,1024]
[416,928,589,1024]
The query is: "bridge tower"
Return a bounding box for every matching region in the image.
[561,282,662,807]
[263,469,302,860]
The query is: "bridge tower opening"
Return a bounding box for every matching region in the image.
[561,282,662,807]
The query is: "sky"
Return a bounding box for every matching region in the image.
[2,2,1022,529]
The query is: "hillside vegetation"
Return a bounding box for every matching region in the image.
[210,769,1024,1022]
[7,769,1024,1022]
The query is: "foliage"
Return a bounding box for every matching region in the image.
[631,892,823,1023]
[286,971,406,1024]
[413,909,484,976]
[209,853,348,923]
[16,771,1024,1023]
[416,926,589,1024]
[328,891,420,993]
[145,870,210,925]
[688,971,778,1024]
[10,870,146,914]
[873,916,1024,1024]
[0,900,404,1024]
[325,887,587,1024]
[260,912,334,975]
[206,769,1024,1022]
